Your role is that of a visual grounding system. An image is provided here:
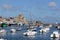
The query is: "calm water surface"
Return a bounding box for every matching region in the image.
[0,25,60,40]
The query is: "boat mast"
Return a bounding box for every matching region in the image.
[29,4,33,27]
[29,12,33,27]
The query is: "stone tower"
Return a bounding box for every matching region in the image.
[15,14,28,24]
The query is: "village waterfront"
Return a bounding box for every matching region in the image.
[0,14,60,40]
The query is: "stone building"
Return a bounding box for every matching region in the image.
[15,14,28,25]
[0,16,4,22]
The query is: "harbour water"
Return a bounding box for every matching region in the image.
[0,25,60,40]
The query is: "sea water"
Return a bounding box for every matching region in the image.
[0,25,60,40]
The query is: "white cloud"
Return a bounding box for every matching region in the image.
[2,4,13,9]
[2,4,23,12]
[48,2,56,7]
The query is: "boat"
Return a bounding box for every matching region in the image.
[16,28,22,31]
[1,22,7,28]
[50,31,59,38]
[55,25,60,30]
[23,30,37,36]
[27,26,34,29]
[39,25,43,28]
[10,29,16,33]
[0,29,7,34]
[45,27,50,31]
[40,29,47,33]
[0,38,5,40]
[49,24,52,27]
[31,28,37,31]
[17,22,23,26]
[40,27,50,33]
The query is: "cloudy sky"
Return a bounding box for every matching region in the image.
[0,0,60,23]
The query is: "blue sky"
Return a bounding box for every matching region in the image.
[0,0,60,23]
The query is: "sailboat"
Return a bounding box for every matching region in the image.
[23,12,37,36]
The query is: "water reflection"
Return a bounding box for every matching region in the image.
[0,33,6,37]
[0,38,7,40]
[11,33,16,35]
[50,38,59,40]
[40,32,46,37]
[27,35,36,38]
